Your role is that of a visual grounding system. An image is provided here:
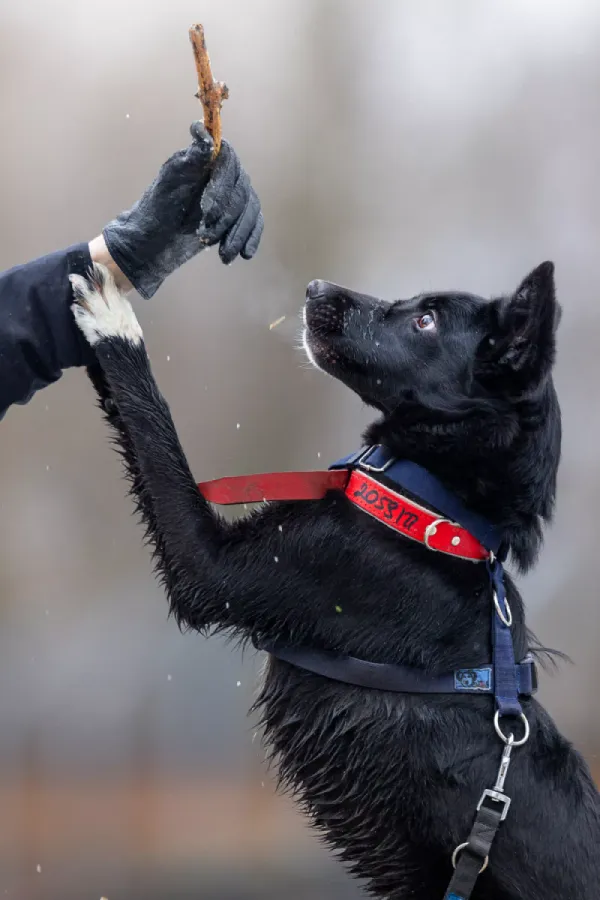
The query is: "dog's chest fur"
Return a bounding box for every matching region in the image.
[248,496,598,899]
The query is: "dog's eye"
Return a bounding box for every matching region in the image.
[415,312,436,331]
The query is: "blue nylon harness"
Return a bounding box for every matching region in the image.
[260,444,533,717]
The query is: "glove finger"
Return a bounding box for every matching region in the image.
[218,196,254,264]
[219,191,262,264]
[190,120,214,151]
[152,124,214,194]
[241,209,264,260]
[197,168,250,245]
[200,140,241,227]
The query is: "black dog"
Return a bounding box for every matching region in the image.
[70,261,600,899]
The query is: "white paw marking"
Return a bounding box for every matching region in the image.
[70,264,143,347]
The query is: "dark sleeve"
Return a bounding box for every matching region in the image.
[0,243,96,418]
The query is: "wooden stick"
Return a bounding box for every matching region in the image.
[189,24,229,158]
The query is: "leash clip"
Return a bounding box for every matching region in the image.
[477,789,511,822]
[476,733,515,823]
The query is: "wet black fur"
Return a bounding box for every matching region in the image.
[83,261,600,899]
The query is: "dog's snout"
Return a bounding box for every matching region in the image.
[306,279,331,302]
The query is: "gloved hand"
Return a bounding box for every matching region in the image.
[103,122,263,299]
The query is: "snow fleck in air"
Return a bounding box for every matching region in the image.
[261,782,265,788]
[125,113,130,119]
[236,681,241,687]
[317,452,321,458]
[45,404,49,411]
[278,525,283,532]
[167,674,172,682]
[46,465,50,471]
[36,865,41,874]
[166,355,170,362]
[273,556,279,563]
[376,379,381,385]
[269,316,286,330]
[335,605,342,613]
[236,423,241,430]
[45,609,49,616]
[225,602,230,609]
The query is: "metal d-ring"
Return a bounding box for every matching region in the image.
[493,589,513,627]
[452,842,489,873]
[494,711,530,747]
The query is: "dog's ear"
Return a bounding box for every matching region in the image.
[475,261,561,395]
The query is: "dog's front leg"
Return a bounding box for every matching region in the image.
[70,264,283,640]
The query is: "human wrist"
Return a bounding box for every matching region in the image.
[88,234,133,293]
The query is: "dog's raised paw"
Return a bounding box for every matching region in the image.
[70,263,143,347]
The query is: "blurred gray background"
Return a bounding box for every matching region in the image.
[1,0,599,897]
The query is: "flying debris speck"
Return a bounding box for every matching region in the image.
[166,355,171,362]
[236,423,241,430]
[36,865,41,874]
[274,556,279,563]
[167,674,172,682]
[125,113,130,119]
[236,681,241,687]
[278,525,283,532]
[269,316,286,330]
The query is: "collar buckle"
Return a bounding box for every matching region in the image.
[423,517,456,552]
[357,445,394,473]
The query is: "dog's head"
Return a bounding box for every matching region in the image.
[304,262,560,411]
[303,262,562,569]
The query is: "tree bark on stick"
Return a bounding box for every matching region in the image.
[189,24,229,158]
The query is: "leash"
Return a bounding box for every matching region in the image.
[198,444,531,898]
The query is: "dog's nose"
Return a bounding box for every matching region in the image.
[306,279,329,301]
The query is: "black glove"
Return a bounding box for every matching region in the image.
[103,122,263,299]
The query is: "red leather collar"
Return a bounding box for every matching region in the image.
[345,469,488,561]
[197,468,489,563]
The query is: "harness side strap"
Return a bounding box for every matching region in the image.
[444,804,504,900]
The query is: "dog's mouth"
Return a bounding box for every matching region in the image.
[302,279,352,373]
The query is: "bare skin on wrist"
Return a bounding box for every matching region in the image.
[88,235,133,293]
